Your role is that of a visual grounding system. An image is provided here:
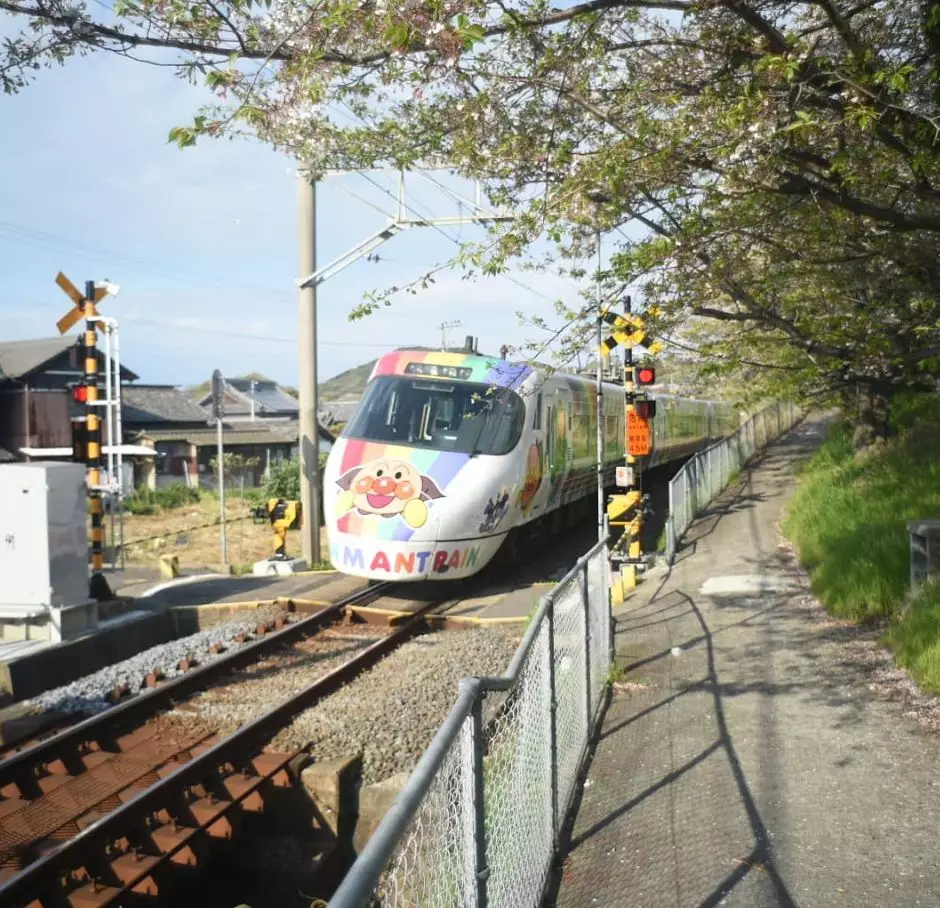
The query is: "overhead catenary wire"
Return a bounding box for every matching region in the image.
[356,170,569,306]
[120,315,414,347]
[0,220,294,303]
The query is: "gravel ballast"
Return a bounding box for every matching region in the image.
[178,628,387,733]
[28,605,294,716]
[271,626,521,785]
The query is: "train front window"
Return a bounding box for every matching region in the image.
[343,376,525,455]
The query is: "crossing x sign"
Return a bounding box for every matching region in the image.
[600,309,647,352]
[599,308,665,355]
[56,272,108,335]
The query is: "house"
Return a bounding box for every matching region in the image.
[0,336,138,458]
[196,377,299,423]
[120,384,212,488]
[127,384,333,489]
[0,341,335,490]
[320,398,359,428]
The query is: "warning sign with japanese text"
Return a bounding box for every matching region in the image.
[627,410,652,456]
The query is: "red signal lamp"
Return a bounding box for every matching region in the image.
[634,400,656,420]
[636,366,656,386]
[72,384,89,404]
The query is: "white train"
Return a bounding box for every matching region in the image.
[323,347,736,581]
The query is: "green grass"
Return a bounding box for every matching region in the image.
[883,582,940,692]
[783,392,940,691]
[608,661,628,684]
[654,528,667,554]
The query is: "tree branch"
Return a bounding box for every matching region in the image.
[778,171,940,231]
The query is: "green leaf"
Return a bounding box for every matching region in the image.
[167,126,197,148]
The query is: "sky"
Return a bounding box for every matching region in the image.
[0,36,595,390]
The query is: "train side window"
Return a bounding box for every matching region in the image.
[546,407,555,474]
[533,392,542,430]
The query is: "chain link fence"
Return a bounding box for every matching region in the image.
[329,538,613,908]
[664,400,801,564]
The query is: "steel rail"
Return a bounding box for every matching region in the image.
[0,595,437,907]
[0,581,391,793]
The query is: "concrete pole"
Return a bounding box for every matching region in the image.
[217,416,227,565]
[298,171,321,566]
[595,230,605,543]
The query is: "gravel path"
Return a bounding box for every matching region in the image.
[28,605,294,716]
[271,626,521,785]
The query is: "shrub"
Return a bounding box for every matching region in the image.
[263,455,329,499]
[126,486,157,515]
[264,457,301,500]
[154,483,202,510]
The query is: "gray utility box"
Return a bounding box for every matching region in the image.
[0,462,89,608]
[909,519,940,589]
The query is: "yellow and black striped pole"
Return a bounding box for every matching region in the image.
[83,281,111,600]
[84,281,103,572]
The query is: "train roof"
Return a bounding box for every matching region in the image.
[372,348,732,408]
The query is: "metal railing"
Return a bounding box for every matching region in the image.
[664,400,801,564]
[330,538,613,908]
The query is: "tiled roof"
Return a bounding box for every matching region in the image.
[198,378,299,416]
[0,337,74,379]
[0,337,139,381]
[122,385,210,425]
[136,422,333,447]
[320,399,359,424]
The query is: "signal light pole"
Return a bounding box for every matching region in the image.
[82,282,111,600]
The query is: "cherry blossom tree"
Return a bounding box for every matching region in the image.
[3,0,939,414]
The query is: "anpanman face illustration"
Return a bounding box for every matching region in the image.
[335,459,445,528]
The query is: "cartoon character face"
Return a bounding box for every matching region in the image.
[335,458,445,528]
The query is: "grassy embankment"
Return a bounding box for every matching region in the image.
[783,393,940,692]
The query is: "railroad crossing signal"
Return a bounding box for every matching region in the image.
[53,272,120,601]
[599,309,664,355]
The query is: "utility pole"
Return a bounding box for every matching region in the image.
[298,172,321,567]
[439,320,461,351]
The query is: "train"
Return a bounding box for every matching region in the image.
[323,347,737,581]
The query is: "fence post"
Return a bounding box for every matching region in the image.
[470,697,489,908]
[667,478,676,564]
[582,560,592,726]
[547,598,560,845]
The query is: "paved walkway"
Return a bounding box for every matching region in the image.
[552,415,940,908]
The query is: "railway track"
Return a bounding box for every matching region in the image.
[0,580,448,907]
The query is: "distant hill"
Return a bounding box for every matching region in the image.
[320,346,454,401]
[320,359,377,401]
